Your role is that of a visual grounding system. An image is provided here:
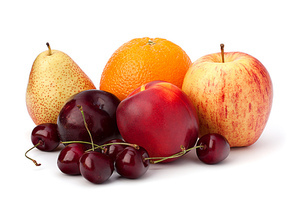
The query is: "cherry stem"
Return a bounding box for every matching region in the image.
[77,105,95,151]
[61,140,139,152]
[62,140,101,149]
[46,42,52,56]
[99,142,139,151]
[25,141,42,166]
[220,43,225,63]
[146,145,204,164]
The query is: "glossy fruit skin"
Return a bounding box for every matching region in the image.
[100,37,192,101]
[117,81,199,162]
[102,139,126,162]
[57,143,87,175]
[57,89,121,146]
[31,123,60,151]
[115,147,150,179]
[196,133,230,164]
[79,151,114,184]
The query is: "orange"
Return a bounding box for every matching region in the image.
[99,37,192,101]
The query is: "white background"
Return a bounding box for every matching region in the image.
[1,0,295,203]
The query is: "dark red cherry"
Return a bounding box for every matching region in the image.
[115,146,149,179]
[196,133,230,164]
[102,139,126,162]
[79,151,114,184]
[31,123,60,151]
[57,143,87,175]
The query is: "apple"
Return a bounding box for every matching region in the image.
[57,89,121,146]
[116,81,199,162]
[182,44,273,147]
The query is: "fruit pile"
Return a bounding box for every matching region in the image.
[27,114,230,184]
[25,38,273,184]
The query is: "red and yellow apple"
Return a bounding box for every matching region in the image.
[116,81,199,162]
[182,45,273,147]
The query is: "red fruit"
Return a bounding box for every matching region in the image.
[116,81,199,162]
[196,133,230,164]
[31,123,60,151]
[115,146,150,179]
[79,151,114,184]
[102,139,126,162]
[57,143,87,175]
[57,90,121,146]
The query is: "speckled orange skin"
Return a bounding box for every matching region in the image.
[100,37,192,101]
[182,52,273,147]
[26,49,96,125]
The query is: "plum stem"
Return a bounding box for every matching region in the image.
[25,141,42,166]
[146,145,204,164]
[220,43,225,63]
[77,105,95,151]
[46,42,52,56]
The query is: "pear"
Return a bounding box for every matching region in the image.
[26,43,96,125]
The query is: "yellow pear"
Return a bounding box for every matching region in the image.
[26,43,96,125]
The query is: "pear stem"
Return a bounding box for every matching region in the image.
[220,43,225,63]
[77,105,95,151]
[46,42,52,56]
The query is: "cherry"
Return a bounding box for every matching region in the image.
[115,146,150,179]
[26,123,60,166]
[102,139,126,162]
[57,143,87,175]
[79,151,114,184]
[31,123,60,151]
[196,133,230,164]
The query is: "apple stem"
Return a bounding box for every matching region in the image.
[25,141,42,166]
[46,42,52,56]
[220,43,225,63]
[146,145,204,164]
[77,105,95,152]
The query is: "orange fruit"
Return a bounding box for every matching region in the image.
[99,37,192,101]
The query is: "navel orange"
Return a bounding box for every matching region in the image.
[99,37,192,101]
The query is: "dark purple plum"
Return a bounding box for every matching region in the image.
[57,90,121,146]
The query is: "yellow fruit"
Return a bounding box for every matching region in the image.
[26,43,96,125]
